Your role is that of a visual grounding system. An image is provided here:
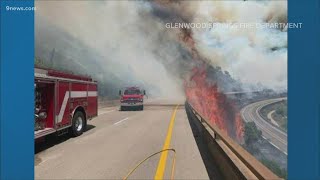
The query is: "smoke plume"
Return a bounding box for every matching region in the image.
[35,1,192,100]
[160,0,288,91]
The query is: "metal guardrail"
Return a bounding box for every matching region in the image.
[186,102,281,180]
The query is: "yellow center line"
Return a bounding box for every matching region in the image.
[154,105,179,180]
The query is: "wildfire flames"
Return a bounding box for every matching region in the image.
[170,15,244,142]
[184,66,244,142]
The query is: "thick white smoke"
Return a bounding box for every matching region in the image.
[35,1,185,99]
[198,1,287,90]
[36,0,287,98]
[172,1,288,90]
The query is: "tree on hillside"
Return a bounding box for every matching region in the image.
[244,122,262,154]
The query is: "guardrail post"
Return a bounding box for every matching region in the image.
[213,132,218,140]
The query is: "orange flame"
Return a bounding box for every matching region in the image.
[185,66,244,142]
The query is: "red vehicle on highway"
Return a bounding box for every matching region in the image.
[34,68,98,139]
[119,87,146,111]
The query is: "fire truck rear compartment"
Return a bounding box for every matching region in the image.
[35,82,55,129]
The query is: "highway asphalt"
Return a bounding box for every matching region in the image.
[35,103,209,179]
[240,98,288,155]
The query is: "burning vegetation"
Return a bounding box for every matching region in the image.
[185,66,244,142]
[159,5,245,141]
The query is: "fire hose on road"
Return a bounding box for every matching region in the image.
[123,149,176,180]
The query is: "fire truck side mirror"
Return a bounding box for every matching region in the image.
[143,90,146,95]
[38,112,47,119]
[119,90,122,96]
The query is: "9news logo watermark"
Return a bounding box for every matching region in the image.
[6,6,36,11]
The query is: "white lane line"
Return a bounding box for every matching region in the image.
[99,107,116,111]
[269,141,288,155]
[114,117,129,125]
[262,136,287,155]
[98,110,115,115]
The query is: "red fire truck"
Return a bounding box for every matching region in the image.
[119,87,145,111]
[34,68,98,139]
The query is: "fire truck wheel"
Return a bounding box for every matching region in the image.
[140,105,144,111]
[71,111,85,137]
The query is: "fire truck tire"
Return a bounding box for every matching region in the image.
[140,105,144,111]
[120,106,126,111]
[71,111,85,137]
